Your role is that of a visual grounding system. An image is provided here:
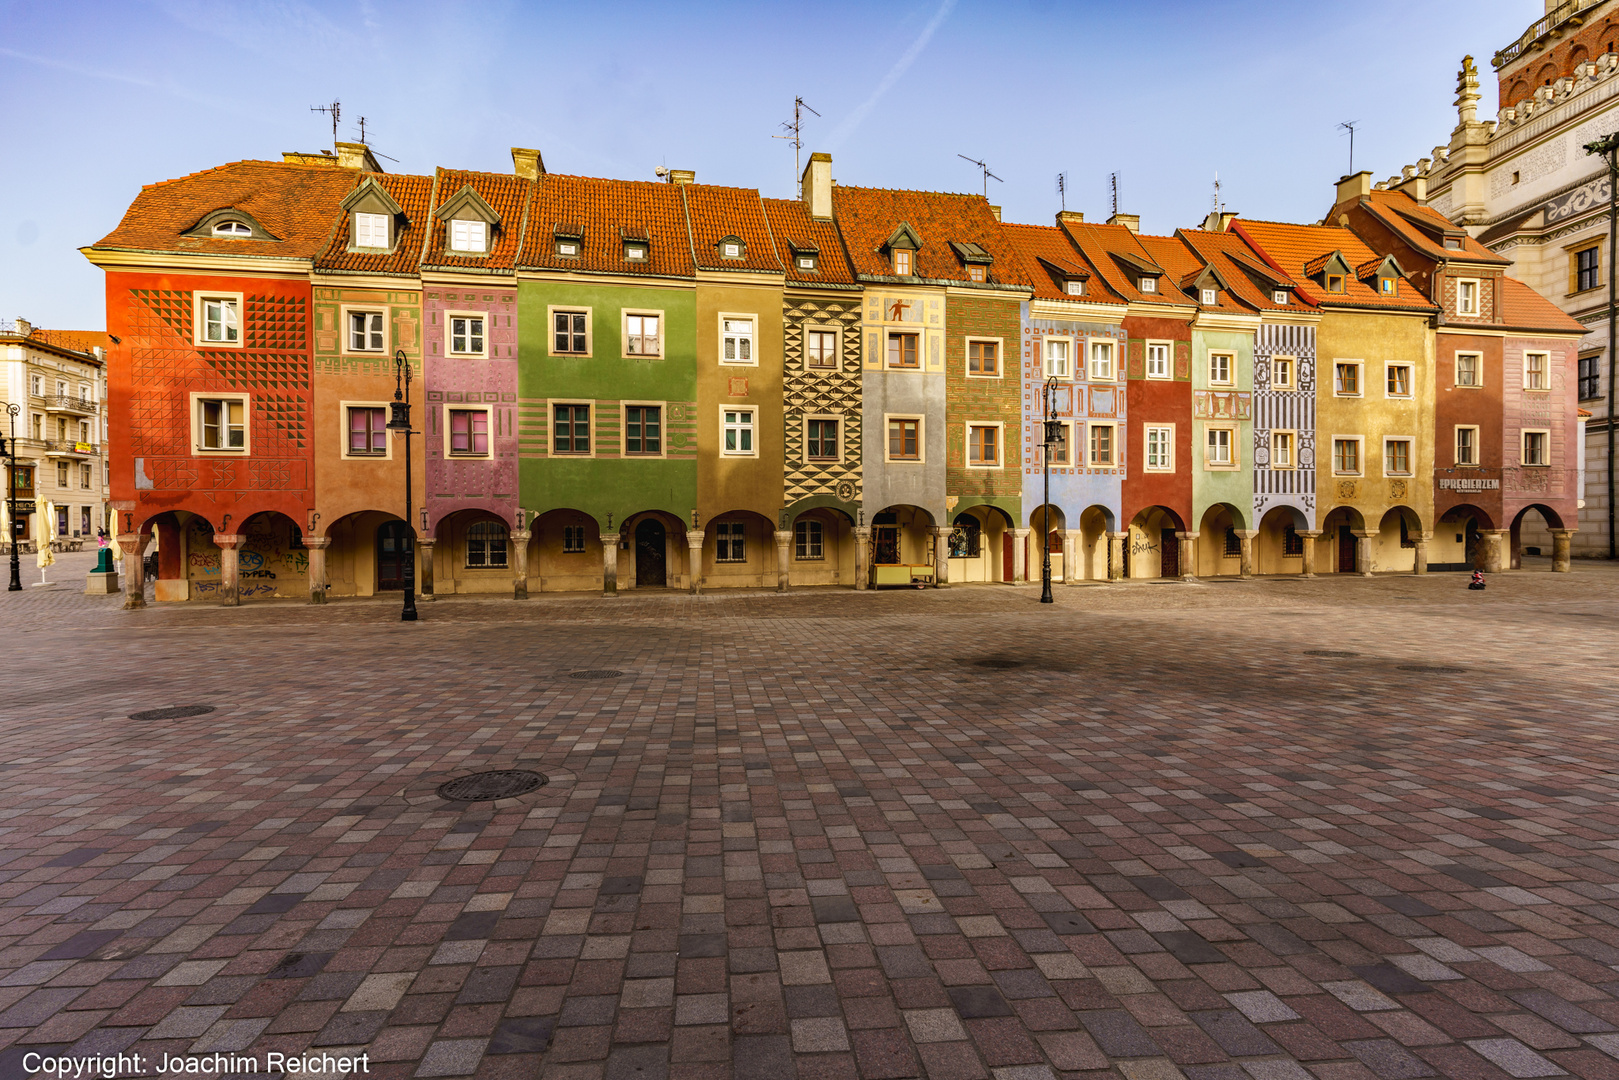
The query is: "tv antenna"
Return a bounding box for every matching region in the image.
[311,99,340,143]
[1338,120,1360,175]
[957,154,1002,197]
[350,117,399,164]
[357,116,369,144]
[1056,172,1067,211]
[1110,172,1118,217]
[773,97,821,196]
[1212,172,1222,215]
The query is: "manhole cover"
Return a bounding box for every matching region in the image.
[437,770,547,802]
[568,669,624,680]
[1303,650,1359,658]
[1397,665,1467,674]
[974,659,1022,669]
[129,705,215,721]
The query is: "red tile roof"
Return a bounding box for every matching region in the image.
[1059,221,1191,308]
[1137,234,1255,316]
[998,222,1123,305]
[90,159,357,260]
[1176,229,1314,315]
[831,186,1034,288]
[314,172,435,276]
[517,174,693,278]
[1499,276,1585,333]
[681,185,782,274]
[25,328,112,357]
[1231,219,1438,313]
[420,169,532,272]
[762,198,857,287]
[1356,190,1508,266]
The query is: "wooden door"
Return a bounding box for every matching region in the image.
[1159,528,1178,578]
[1002,532,1014,581]
[1338,525,1356,573]
[378,521,408,591]
[635,520,666,587]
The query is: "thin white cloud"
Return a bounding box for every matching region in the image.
[0,46,237,111]
[827,0,957,151]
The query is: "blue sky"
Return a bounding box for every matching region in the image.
[2,0,1533,329]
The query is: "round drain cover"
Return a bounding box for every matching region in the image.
[437,770,547,803]
[568,669,623,680]
[975,659,1022,669]
[130,705,215,722]
[1303,650,1359,658]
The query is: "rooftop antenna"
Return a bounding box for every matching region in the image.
[357,116,368,144]
[311,99,340,143]
[1338,120,1360,175]
[1056,172,1067,212]
[351,117,399,164]
[1212,172,1222,215]
[773,97,821,196]
[957,154,1002,197]
[1110,172,1118,217]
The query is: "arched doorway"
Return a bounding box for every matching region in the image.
[1126,506,1184,579]
[1435,504,1494,571]
[1319,506,1367,574]
[1028,504,1067,584]
[377,520,412,591]
[871,505,936,587]
[1256,505,1308,575]
[1195,504,1247,577]
[1077,505,1115,581]
[1510,503,1565,569]
[1376,507,1423,574]
[950,505,1011,583]
[635,518,667,587]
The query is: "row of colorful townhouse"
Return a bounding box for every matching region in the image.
[82,144,1586,605]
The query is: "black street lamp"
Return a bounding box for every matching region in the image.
[387,349,418,622]
[1040,376,1064,604]
[3,403,20,592]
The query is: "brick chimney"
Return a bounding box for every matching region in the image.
[511,148,545,180]
[1335,170,1373,205]
[1057,211,1084,224]
[802,153,833,220]
[1107,213,1140,234]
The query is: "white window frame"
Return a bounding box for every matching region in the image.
[1454,351,1482,389]
[1204,423,1237,470]
[340,400,394,461]
[194,292,244,347]
[189,392,249,455]
[1331,435,1364,476]
[1384,362,1413,399]
[1521,428,1550,467]
[1333,360,1364,397]
[547,305,593,358]
[1088,421,1118,467]
[1271,355,1295,390]
[622,400,667,459]
[1144,424,1175,472]
[1382,436,1414,477]
[720,313,757,366]
[1273,290,1289,304]
[965,336,1004,380]
[803,413,841,465]
[891,248,912,276]
[966,422,1003,469]
[28,375,41,397]
[1200,288,1216,305]
[884,413,925,464]
[1089,339,1117,381]
[1041,336,1072,380]
[342,306,388,355]
[624,242,648,262]
[721,406,757,458]
[1066,280,1085,296]
[1143,341,1171,381]
[623,309,664,358]
[805,324,841,370]
[449,218,487,254]
[1270,429,1296,469]
[445,311,487,358]
[1523,351,1550,392]
[1455,424,1479,467]
[1139,276,1157,293]
[354,212,390,249]
[444,404,496,460]
[1208,351,1234,387]
[1456,278,1481,316]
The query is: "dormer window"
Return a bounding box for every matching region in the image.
[557,240,578,257]
[1445,237,1463,250]
[1326,274,1346,293]
[1379,277,1397,296]
[1067,280,1085,296]
[968,265,985,283]
[1200,288,1216,305]
[1139,276,1156,293]
[354,212,389,249]
[450,219,487,253]
[625,243,648,262]
[719,236,745,260]
[893,249,912,275]
[1273,290,1288,304]
[797,255,817,271]
[212,221,252,237]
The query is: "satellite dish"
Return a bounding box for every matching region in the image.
[654,166,669,178]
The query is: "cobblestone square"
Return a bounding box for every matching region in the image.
[1,561,1617,1079]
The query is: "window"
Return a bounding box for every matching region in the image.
[723,409,754,455]
[56,462,68,487]
[1146,341,1170,379]
[556,240,579,257]
[1334,361,1361,396]
[892,249,912,275]
[29,375,41,397]
[968,265,985,283]
[970,339,1001,377]
[212,220,252,237]
[716,522,746,562]
[807,418,838,461]
[1326,274,1345,293]
[57,380,68,398]
[1384,438,1412,476]
[1201,288,1216,305]
[1273,290,1289,304]
[450,409,490,456]
[563,526,586,553]
[1272,355,1295,389]
[795,520,823,560]
[78,421,89,443]
[1457,278,1480,316]
[888,418,920,461]
[1456,352,1481,388]
[625,405,661,455]
[348,406,387,456]
[466,521,508,568]
[887,332,919,369]
[1043,421,1071,465]
[1579,354,1601,399]
[1386,364,1412,397]
[198,397,245,450]
[449,315,485,356]
[1205,426,1233,467]
[1145,425,1174,471]
[722,318,754,364]
[1271,430,1294,468]
[1208,352,1232,386]
[797,255,817,271]
[1379,277,1397,296]
[450,219,487,253]
[722,240,742,259]
[349,311,385,352]
[624,243,647,261]
[1139,276,1156,293]
[1090,340,1116,380]
[80,464,91,490]
[949,513,981,558]
[1089,422,1116,466]
[552,404,589,455]
[1522,429,1548,466]
[553,311,588,355]
[78,384,90,402]
[968,424,1000,467]
[354,212,389,248]
[1455,426,1478,466]
[625,313,661,356]
[1225,527,1241,556]
[1332,437,1361,475]
[1066,280,1085,296]
[200,296,239,343]
[1041,339,1068,378]
[1576,245,1600,292]
[806,329,838,369]
[1524,351,1548,390]
[1283,525,1304,556]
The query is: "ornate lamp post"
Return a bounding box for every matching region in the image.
[3,403,20,592]
[1040,376,1064,604]
[387,349,418,622]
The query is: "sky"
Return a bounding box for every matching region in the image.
[1,0,1537,330]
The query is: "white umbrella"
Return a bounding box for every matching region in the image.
[34,499,54,585]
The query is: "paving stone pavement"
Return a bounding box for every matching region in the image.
[1,563,1617,1080]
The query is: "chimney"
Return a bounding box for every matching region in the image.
[987,205,1001,222]
[665,169,695,186]
[1335,170,1373,205]
[511,147,545,180]
[335,141,383,172]
[1107,213,1140,234]
[802,152,833,220]
[282,150,338,166]
[1394,173,1428,204]
[1057,210,1085,224]
[1200,211,1238,232]
[14,317,31,337]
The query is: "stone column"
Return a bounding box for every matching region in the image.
[417,538,435,600]
[1108,531,1125,581]
[118,532,149,610]
[1353,530,1376,576]
[1551,528,1575,572]
[686,530,704,594]
[214,533,242,606]
[600,533,619,597]
[1011,527,1029,585]
[853,526,870,590]
[1299,530,1320,578]
[775,530,792,593]
[932,526,950,587]
[305,536,331,604]
[1479,529,1506,573]
[1236,529,1257,578]
[1413,532,1431,575]
[1062,529,1078,585]
[511,529,531,600]
[1177,531,1198,581]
